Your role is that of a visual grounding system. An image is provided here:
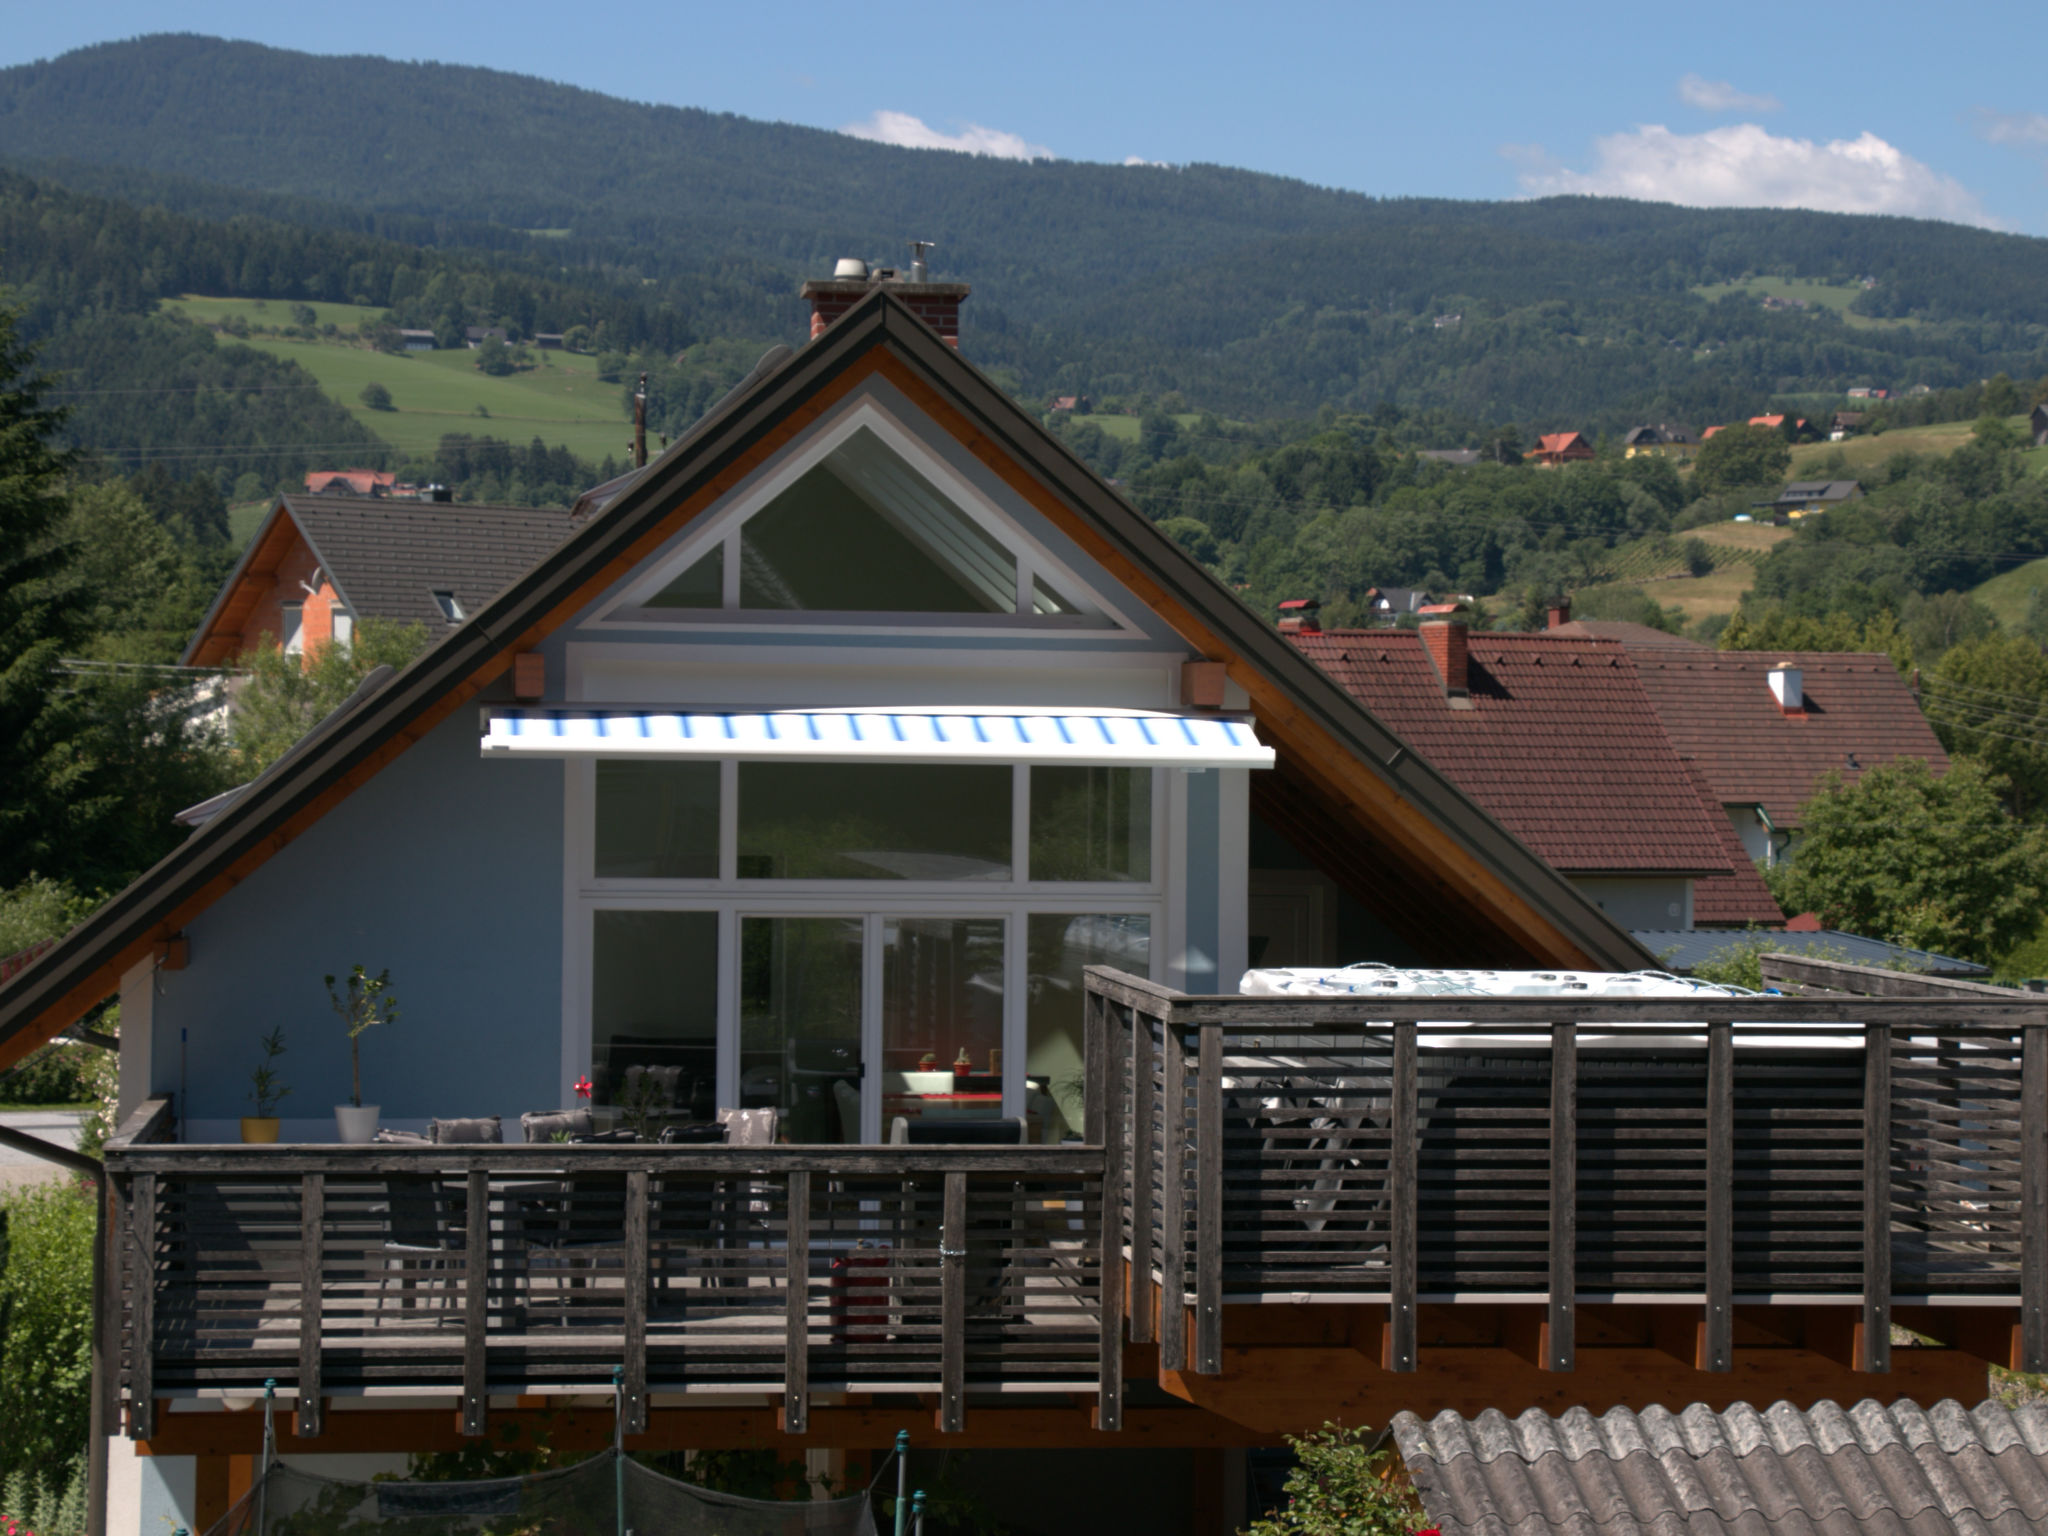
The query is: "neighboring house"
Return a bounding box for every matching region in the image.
[1418,448,1480,467]
[398,328,436,351]
[1525,431,1595,466]
[2034,402,2048,447]
[303,469,395,497]
[464,325,510,346]
[1396,1399,2048,1536]
[533,332,566,349]
[1847,386,1889,400]
[1362,585,1433,622]
[1631,651,1949,865]
[1830,410,1866,440]
[1757,479,1861,518]
[1432,312,1462,328]
[1047,394,1092,413]
[1287,617,1781,929]
[1621,424,1699,458]
[1546,618,1710,651]
[181,495,576,667]
[1749,413,1808,435]
[0,281,1672,1536]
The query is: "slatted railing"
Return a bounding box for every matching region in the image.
[101,1142,1114,1438]
[1084,967,2048,1378]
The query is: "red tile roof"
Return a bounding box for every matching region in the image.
[1289,630,1733,876]
[1681,760,1785,927]
[1631,652,1948,828]
[1548,620,1709,650]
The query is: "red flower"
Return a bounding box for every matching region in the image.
[573,1076,593,1101]
[1415,1528,1441,1535]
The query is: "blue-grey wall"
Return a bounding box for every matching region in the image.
[1183,769,1220,990]
[156,702,564,1130]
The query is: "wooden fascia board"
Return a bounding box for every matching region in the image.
[181,498,297,667]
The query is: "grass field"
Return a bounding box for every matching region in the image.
[1691,521,1793,556]
[1785,417,2010,476]
[168,294,390,331]
[1081,412,1207,442]
[1690,276,1908,330]
[164,296,633,462]
[1971,556,2048,631]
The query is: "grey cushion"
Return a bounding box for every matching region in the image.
[373,1128,431,1144]
[520,1109,594,1144]
[429,1116,503,1144]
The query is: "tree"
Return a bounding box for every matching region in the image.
[1922,633,2048,818]
[1244,1422,1425,1536]
[360,381,395,411]
[1772,758,2046,964]
[231,617,430,774]
[1692,423,1792,494]
[474,336,515,376]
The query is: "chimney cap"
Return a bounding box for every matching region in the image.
[1277,598,1321,612]
[1418,602,1466,618]
[833,257,870,280]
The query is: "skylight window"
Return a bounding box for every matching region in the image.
[432,590,465,623]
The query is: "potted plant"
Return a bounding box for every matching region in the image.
[242,1026,290,1143]
[325,964,398,1143]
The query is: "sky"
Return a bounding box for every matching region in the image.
[7,1,2048,235]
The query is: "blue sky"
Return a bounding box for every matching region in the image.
[9,1,2048,235]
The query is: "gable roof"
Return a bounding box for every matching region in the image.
[1394,1398,2048,1536]
[0,290,1654,1071]
[183,496,575,666]
[1547,619,1709,650]
[1771,479,1861,505]
[1288,630,1732,877]
[1632,651,1948,827]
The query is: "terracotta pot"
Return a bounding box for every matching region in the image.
[240,1117,281,1144]
[334,1104,380,1143]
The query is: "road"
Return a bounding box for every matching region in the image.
[0,1108,89,1192]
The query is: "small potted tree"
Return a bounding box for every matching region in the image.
[242,1027,290,1143]
[326,965,398,1143]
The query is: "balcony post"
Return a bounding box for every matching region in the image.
[624,1169,649,1433]
[1159,1022,1189,1372]
[1547,1024,1576,1373]
[2025,1023,2047,1372]
[1388,1022,1417,1373]
[1097,1007,1126,1428]
[1704,1020,1733,1373]
[1860,1022,1891,1373]
[1195,1024,1223,1375]
[1127,1006,1156,1345]
[939,1171,967,1433]
[461,1168,489,1437]
[129,1171,156,1440]
[782,1170,809,1434]
[297,1173,325,1437]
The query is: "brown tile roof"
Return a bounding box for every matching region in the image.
[1394,1398,2048,1536]
[1632,651,1948,828]
[1682,760,1784,927]
[1289,630,1732,877]
[1548,620,1710,650]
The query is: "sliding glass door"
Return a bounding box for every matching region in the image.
[738,916,863,1143]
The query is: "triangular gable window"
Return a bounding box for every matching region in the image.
[607,415,1110,627]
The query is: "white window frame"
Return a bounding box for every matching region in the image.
[280,600,304,657]
[562,758,1167,1142]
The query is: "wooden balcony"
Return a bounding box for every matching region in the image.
[1083,966,2048,1380]
[102,1101,1115,1441]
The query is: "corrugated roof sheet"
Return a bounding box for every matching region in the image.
[1632,653,1949,829]
[1289,631,1732,877]
[1394,1398,2048,1536]
[1634,927,1989,977]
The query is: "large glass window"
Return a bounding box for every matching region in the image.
[591,911,718,1124]
[740,916,864,1143]
[646,545,722,609]
[595,761,720,878]
[738,763,1011,881]
[1029,767,1152,882]
[1027,913,1150,1141]
[881,918,1006,1135]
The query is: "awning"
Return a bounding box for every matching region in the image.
[480,706,1273,769]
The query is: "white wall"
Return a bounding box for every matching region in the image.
[1571,876,1692,931]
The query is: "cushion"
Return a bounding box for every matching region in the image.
[571,1128,639,1143]
[429,1116,503,1144]
[520,1109,594,1144]
[373,1128,431,1144]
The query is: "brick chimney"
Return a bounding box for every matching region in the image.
[801,255,970,348]
[1420,610,1472,707]
[1547,598,1571,629]
[1277,598,1321,634]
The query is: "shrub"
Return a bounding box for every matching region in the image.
[0,1185,96,1488]
[360,381,394,412]
[0,1043,99,1106]
[1245,1422,1424,1536]
[1,1452,88,1536]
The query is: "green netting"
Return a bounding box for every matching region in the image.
[205,1450,876,1536]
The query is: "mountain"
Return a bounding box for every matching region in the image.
[4,35,2048,427]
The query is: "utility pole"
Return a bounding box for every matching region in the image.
[633,373,648,468]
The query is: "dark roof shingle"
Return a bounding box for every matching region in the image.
[1289,631,1732,877]
[1394,1398,2048,1536]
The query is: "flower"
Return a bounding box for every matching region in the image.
[573,1076,593,1101]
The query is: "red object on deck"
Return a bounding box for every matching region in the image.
[829,1250,893,1343]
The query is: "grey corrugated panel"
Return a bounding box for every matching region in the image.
[1393,1401,2048,1536]
[1632,930,1989,978]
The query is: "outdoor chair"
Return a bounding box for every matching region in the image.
[376,1174,469,1325]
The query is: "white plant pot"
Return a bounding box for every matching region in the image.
[334,1104,381,1143]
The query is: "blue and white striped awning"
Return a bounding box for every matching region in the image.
[480,706,1273,769]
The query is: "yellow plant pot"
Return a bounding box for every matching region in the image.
[240,1117,281,1144]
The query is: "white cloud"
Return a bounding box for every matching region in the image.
[1678,74,1781,114]
[1123,155,1169,168]
[840,110,1052,161]
[1976,109,2048,147]
[1512,123,1998,228]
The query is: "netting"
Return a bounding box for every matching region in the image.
[205,1450,877,1536]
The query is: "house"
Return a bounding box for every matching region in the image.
[1286,616,1780,930]
[1620,424,1699,459]
[1361,585,1433,622]
[1757,479,1861,518]
[181,495,575,667]
[1748,413,1809,436]
[464,325,510,347]
[1432,312,1462,329]
[0,271,1713,1536]
[534,333,566,350]
[2034,402,2048,447]
[1829,411,1866,440]
[1047,394,1092,414]
[1524,431,1594,466]
[398,328,437,351]
[1630,651,1949,865]
[302,468,395,497]
[1847,386,1889,400]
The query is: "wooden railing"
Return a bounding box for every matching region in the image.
[102,1139,1115,1438]
[1084,967,2048,1379]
